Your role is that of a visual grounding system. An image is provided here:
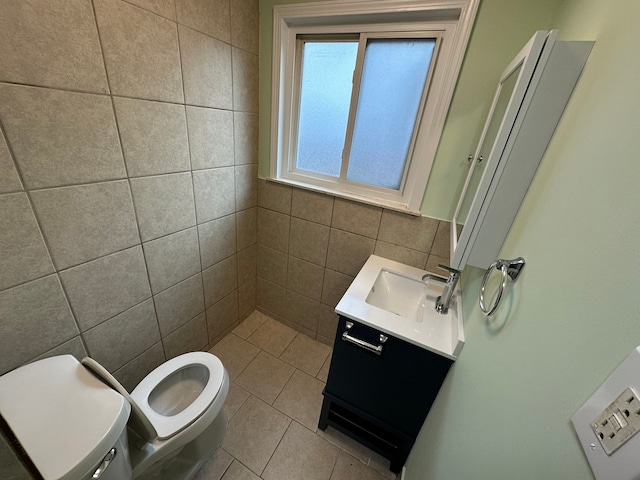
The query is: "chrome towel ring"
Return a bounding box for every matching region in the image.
[479,257,526,316]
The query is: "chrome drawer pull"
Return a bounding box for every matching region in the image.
[342,321,388,355]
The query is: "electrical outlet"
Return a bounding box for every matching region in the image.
[591,387,640,455]
[573,347,640,480]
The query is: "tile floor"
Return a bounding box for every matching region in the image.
[195,311,398,480]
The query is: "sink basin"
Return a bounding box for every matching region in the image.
[335,255,465,359]
[365,269,427,321]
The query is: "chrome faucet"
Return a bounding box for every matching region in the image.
[422,264,461,314]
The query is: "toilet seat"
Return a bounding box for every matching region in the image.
[82,352,225,442]
[82,356,158,443]
[131,352,225,440]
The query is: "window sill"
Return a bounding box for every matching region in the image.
[263,176,423,217]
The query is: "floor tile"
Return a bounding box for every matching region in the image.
[221,396,291,475]
[232,310,267,339]
[247,317,297,357]
[317,426,372,464]
[236,351,295,404]
[330,450,390,480]
[317,353,331,382]
[209,333,259,380]
[194,447,233,480]
[220,460,260,480]
[368,452,398,479]
[209,313,398,480]
[262,422,339,480]
[280,333,331,376]
[273,369,324,431]
[222,382,250,423]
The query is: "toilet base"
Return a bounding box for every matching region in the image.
[134,412,227,480]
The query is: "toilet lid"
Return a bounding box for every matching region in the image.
[0,356,130,480]
[81,357,158,443]
[131,352,225,440]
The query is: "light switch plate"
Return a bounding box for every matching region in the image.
[572,347,640,480]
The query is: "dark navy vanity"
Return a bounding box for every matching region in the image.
[319,316,453,473]
[318,255,465,473]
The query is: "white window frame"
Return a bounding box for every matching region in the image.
[270,0,479,213]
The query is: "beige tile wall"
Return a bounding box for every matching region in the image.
[0,0,259,387]
[256,180,451,345]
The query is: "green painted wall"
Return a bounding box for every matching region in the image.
[418,0,560,219]
[258,0,317,179]
[258,0,559,219]
[405,0,640,478]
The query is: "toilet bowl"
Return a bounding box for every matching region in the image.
[0,352,229,480]
[82,352,229,479]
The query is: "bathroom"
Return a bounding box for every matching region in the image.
[1,0,639,478]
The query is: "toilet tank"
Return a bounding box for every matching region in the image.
[0,355,132,480]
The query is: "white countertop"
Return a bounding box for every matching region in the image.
[335,255,465,360]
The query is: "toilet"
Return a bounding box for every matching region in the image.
[0,352,229,480]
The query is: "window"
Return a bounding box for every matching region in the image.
[270,0,479,212]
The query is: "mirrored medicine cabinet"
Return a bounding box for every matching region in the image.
[450,30,594,270]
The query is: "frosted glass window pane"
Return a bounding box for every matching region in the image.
[347,38,436,190]
[296,42,358,176]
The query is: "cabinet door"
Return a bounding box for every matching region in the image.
[451,30,552,269]
[325,316,452,436]
[451,30,593,269]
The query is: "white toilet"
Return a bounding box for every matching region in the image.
[0,352,229,480]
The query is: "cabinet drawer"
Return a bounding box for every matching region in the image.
[325,316,452,436]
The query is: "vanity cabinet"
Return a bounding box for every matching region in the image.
[318,315,452,473]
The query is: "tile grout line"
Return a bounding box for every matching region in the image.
[222,382,250,426]
[172,0,178,27]
[325,428,342,480]
[317,195,337,320]
[213,449,234,480]
[230,333,261,381]
[112,0,259,58]
[227,0,232,43]
[0,70,91,359]
[119,0,175,24]
[108,104,165,359]
[92,0,171,362]
[80,295,152,337]
[374,207,384,240]
[112,341,161,378]
[0,80,257,116]
[264,362,296,407]
[222,454,258,480]
[223,330,293,478]
[258,417,295,478]
[426,220,441,259]
[230,73,243,340]
[177,18,213,350]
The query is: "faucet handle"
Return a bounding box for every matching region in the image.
[437,264,460,277]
